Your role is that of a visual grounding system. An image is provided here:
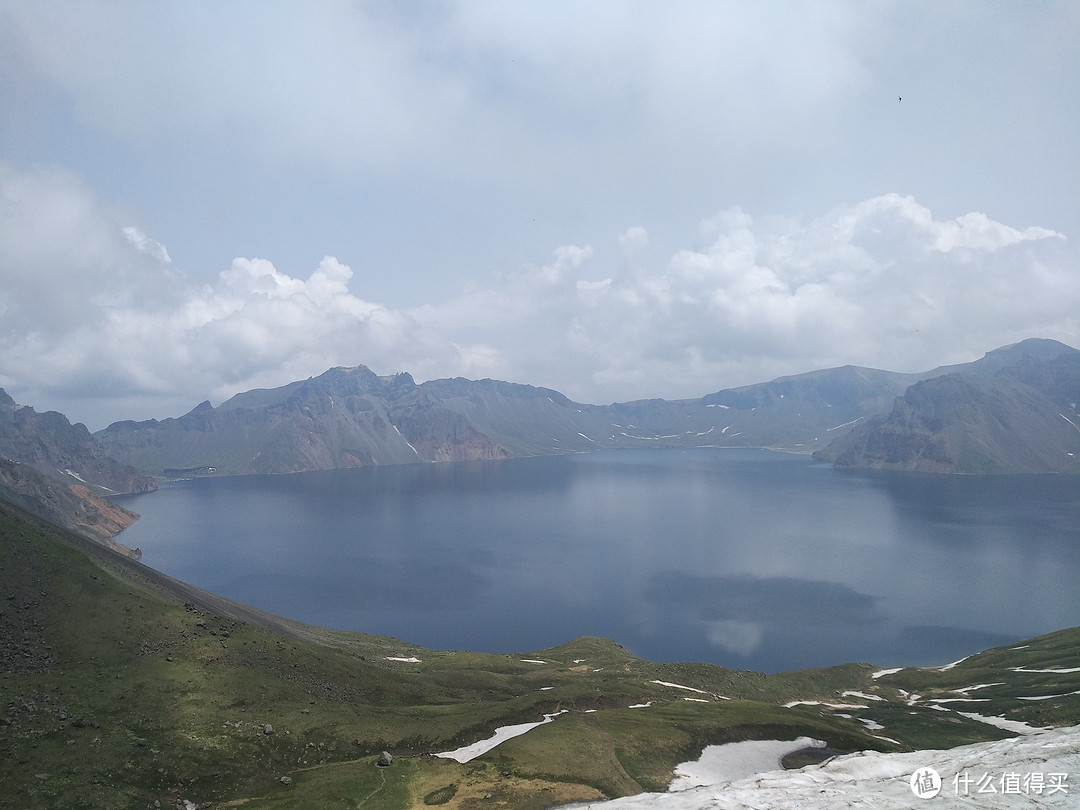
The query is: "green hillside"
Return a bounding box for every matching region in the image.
[2,499,1077,809]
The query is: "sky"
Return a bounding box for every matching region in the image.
[1,1,1078,431]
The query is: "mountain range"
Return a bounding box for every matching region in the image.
[94,338,1080,479]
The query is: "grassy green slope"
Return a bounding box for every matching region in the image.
[2,499,1077,809]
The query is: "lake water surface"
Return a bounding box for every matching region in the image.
[113,448,1080,672]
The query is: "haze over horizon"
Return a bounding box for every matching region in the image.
[2,2,1078,431]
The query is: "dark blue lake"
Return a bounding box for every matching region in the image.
[113,448,1080,673]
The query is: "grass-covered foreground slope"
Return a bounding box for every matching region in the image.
[2,499,1078,809]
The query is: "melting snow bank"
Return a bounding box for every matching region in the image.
[560,724,1080,809]
[668,738,826,791]
[434,711,567,763]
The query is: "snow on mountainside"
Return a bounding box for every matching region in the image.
[566,724,1080,809]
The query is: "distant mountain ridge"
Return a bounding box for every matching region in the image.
[93,364,920,476]
[92,337,1080,477]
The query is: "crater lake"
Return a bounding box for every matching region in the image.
[112,448,1080,672]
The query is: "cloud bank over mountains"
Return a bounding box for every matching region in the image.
[1,162,1073,430]
[2,3,1077,428]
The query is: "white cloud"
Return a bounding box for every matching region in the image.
[423,193,1074,401]
[0,2,873,184]
[705,619,763,658]
[0,162,1075,429]
[122,226,171,264]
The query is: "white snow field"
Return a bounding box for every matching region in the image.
[433,710,567,763]
[667,738,826,790]
[561,724,1079,809]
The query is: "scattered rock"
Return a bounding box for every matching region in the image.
[279,775,293,786]
[263,723,274,735]
[377,750,393,767]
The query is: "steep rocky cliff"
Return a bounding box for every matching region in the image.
[0,390,156,494]
[0,390,154,543]
[815,340,1080,473]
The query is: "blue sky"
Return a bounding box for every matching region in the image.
[1,1,1078,429]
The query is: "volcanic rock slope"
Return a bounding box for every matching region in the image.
[0,390,155,539]
[816,339,1080,473]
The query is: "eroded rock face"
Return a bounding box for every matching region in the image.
[0,389,156,543]
[0,459,141,542]
[817,347,1080,473]
[0,389,156,494]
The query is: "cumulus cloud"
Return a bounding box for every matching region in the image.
[424,193,1075,401]
[0,162,1075,429]
[0,163,468,425]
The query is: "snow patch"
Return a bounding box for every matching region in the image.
[953,682,1005,694]
[383,656,421,663]
[955,712,1051,735]
[667,738,825,792]
[938,656,970,671]
[434,710,567,763]
[871,667,903,679]
[783,700,867,710]
[826,417,863,432]
[651,680,711,695]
